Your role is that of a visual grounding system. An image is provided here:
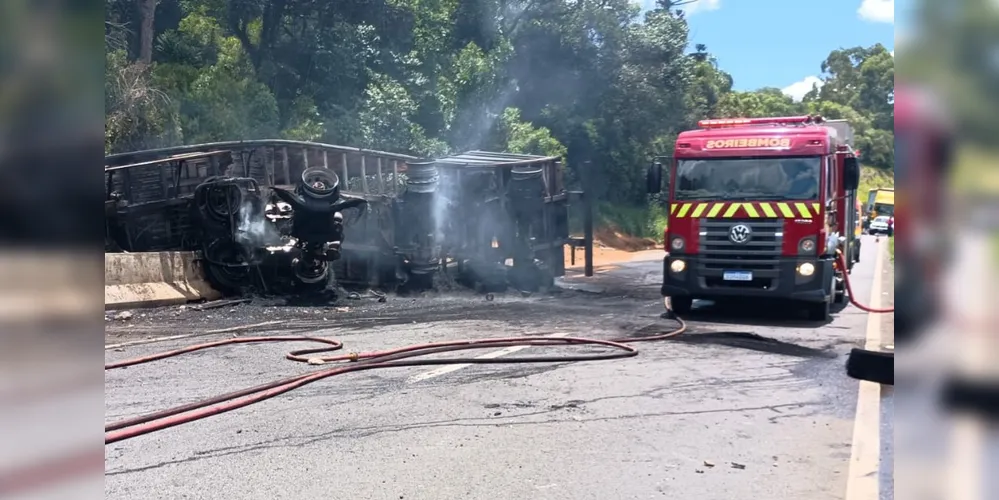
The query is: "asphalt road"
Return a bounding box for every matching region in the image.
[105,236,889,500]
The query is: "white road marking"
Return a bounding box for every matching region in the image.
[407,332,573,383]
[844,237,885,500]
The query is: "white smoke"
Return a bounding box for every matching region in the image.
[234,199,283,248]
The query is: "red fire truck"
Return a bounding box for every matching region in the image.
[647,115,861,321]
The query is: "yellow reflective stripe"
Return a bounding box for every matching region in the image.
[671,204,678,215]
[676,203,692,218]
[691,203,708,218]
[706,202,725,218]
[812,203,821,214]
[760,202,778,218]
[795,202,812,218]
[743,203,760,218]
[776,202,795,218]
[723,203,741,218]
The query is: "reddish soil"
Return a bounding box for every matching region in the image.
[563,226,660,270]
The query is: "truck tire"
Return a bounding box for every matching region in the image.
[807,272,834,321]
[806,299,830,322]
[670,296,693,316]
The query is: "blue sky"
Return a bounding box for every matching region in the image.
[639,0,899,100]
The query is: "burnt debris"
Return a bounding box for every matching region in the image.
[104,141,586,298]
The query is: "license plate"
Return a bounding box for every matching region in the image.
[723,271,753,281]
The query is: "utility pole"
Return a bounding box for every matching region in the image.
[583,160,594,277]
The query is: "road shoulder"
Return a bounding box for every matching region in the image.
[845,238,892,500]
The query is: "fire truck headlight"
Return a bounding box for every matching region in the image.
[797,262,815,276]
[798,238,816,254]
[670,259,686,273]
[670,237,685,251]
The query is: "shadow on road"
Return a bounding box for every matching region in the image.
[675,297,849,329]
[662,330,837,359]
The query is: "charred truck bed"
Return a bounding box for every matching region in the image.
[105,141,584,297]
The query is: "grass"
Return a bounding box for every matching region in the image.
[596,202,668,243]
[888,236,894,261]
[951,146,999,197]
[858,166,894,196]
[950,146,999,266]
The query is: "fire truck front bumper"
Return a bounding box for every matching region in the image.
[660,255,833,304]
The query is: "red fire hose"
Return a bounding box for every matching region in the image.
[104,319,686,444]
[837,251,894,313]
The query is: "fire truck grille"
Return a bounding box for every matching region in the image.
[698,218,783,286]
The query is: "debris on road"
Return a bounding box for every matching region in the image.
[112,311,133,321]
[192,298,251,311]
[731,462,746,470]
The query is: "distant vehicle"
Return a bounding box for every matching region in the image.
[868,215,892,235]
[864,187,894,230]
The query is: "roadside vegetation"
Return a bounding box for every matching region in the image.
[105,1,893,246]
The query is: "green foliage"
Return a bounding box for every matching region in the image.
[858,165,895,196]
[596,202,669,242]
[900,0,999,148]
[105,0,894,227]
[494,108,567,159]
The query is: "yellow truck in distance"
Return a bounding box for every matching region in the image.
[864,188,894,230]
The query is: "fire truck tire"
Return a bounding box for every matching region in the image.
[807,275,833,321]
[670,296,693,315]
[835,284,847,304]
[807,299,830,322]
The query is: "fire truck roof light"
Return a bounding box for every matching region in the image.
[697,115,824,129]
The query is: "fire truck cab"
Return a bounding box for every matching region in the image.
[647,115,861,321]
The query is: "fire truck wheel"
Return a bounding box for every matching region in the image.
[670,296,693,315]
[806,299,830,322]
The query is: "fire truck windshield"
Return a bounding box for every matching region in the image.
[674,156,821,201]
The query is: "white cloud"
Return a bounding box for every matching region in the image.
[684,0,721,15]
[857,0,894,23]
[782,76,823,102]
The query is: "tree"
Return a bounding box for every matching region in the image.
[104,0,896,203]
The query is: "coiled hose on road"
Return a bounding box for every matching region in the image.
[106,251,896,445]
[105,315,688,444]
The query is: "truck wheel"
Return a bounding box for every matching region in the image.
[807,299,830,322]
[670,296,693,316]
[808,273,833,321]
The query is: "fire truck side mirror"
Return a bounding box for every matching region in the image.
[843,157,860,191]
[646,162,663,194]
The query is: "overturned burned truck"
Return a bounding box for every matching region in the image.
[105,141,586,296]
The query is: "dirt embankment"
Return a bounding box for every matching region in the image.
[563,226,660,269]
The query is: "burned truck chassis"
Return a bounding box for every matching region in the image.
[105,141,579,297]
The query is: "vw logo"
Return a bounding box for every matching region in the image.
[729,224,752,244]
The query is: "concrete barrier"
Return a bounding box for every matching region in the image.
[105,252,222,310]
